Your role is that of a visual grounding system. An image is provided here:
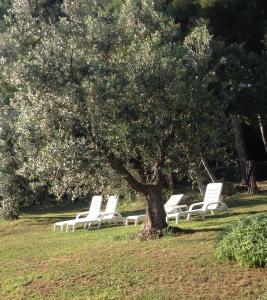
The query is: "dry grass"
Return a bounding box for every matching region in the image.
[0,193,267,300]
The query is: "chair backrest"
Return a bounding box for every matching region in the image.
[164,194,184,213]
[104,195,118,215]
[203,183,223,210]
[88,195,102,218]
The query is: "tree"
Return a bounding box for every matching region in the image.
[0,92,27,220]
[2,0,228,236]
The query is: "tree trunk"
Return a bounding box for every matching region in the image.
[230,114,249,183]
[106,153,168,239]
[201,157,217,182]
[166,172,176,194]
[257,114,267,153]
[240,160,259,195]
[189,163,205,195]
[139,185,168,239]
[195,171,205,195]
[230,115,258,193]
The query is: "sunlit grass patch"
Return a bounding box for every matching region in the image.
[0,193,267,300]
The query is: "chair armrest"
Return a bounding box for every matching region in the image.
[173,205,189,211]
[100,213,115,220]
[76,212,89,219]
[189,202,204,211]
[100,212,124,221]
[204,201,223,211]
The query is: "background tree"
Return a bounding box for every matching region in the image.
[165,0,267,191]
[1,0,229,235]
[0,85,33,220]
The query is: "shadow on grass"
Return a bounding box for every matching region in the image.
[21,208,146,225]
[225,196,267,208]
[189,227,223,233]
[21,202,89,215]
[121,209,145,216]
[200,210,267,221]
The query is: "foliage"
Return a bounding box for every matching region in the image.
[0,104,21,219]
[214,213,267,267]
[1,0,229,205]
[167,1,267,164]
[0,0,11,32]
[166,0,267,52]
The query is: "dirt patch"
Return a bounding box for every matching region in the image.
[24,278,57,296]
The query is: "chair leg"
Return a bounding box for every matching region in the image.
[186,214,191,221]
[176,215,179,224]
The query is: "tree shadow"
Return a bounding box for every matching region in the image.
[199,209,267,220]
[22,208,146,227]
[225,197,267,208]
[21,203,89,215]
[121,209,145,217]
[193,226,224,232]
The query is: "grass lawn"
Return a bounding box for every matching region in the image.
[0,193,267,300]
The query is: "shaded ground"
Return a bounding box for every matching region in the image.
[0,193,266,300]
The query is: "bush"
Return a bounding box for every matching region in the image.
[214,213,267,267]
[0,198,19,220]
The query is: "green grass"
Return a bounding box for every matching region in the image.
[0,193,267,300]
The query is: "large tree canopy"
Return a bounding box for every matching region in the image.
[1,0,228,234]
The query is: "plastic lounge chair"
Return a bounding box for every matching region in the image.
[53,195,102,232]
[84,195,125,229]
[125,214,145,226]
[168,183,230,224]
[125,194,187,226]
[164,194,187,214]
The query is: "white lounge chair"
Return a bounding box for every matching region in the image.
[167,183,230,224]
[125,194,187,226]
[53,195,102,232]
[67,195,124,231]
[125,214,146,226]
[165,194,187,214]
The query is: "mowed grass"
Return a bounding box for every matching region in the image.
[0,194,267,300]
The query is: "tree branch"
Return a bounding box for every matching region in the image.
[107,153,147,194]
[151,123,175,183]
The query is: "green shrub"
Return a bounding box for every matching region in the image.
[214,213,267,267]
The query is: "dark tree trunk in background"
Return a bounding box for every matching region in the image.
[195,171,205,195]
[230,114,249,183]
[166,172,176,194]
[239,160,259,194]
[201,157,217,182]
[140,185,168,239]
[189,163,205,195]
[257,114,267,153]
[231,115,258,194]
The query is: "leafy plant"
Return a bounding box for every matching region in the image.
[214,213,267,267]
